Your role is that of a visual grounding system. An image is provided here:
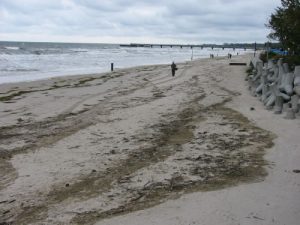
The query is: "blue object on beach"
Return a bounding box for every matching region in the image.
[270,48,288,55]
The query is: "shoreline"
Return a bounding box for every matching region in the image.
[0,56,220,96]
[0,52,239,86]
[0,54,299,225]
[0,59,185,87]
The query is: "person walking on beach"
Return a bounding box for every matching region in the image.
[171,62,177,77]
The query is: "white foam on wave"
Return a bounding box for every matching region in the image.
[4,46,20,50]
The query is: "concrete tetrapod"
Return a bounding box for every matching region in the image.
[248,57,299,119]
[294,66,300,96]
[285,104,296,119]
[274,96,284,114]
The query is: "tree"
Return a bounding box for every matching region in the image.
[267,0,300,54]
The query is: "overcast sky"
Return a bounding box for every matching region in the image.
[0,0,281,44]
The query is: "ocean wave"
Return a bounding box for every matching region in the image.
[1,68,39,72]
[0,41,251,84]
[30,48,78,55]
[4,46,20,50]
[73,50,88,53]
[0,47,82,55]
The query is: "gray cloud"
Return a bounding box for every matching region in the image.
[0,0,282,43]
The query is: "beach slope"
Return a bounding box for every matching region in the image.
[0,54,299,225]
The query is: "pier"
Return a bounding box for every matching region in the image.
[120,43,256,50]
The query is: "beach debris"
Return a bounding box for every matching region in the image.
[252,215,265,220]
[153,92,166,98]
[110,149,116,154]
[229,62,247,66]
[247,58,299,119]
[3,210,10,215]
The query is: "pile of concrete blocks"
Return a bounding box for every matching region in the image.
[247,57,300,119]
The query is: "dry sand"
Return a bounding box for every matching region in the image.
[0,54,299,225]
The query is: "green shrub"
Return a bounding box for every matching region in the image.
[259,51,277,63]
[259,52,300,70]
[282,55,300,70]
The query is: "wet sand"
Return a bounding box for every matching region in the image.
[0,54,299,225]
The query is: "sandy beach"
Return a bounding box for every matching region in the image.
[0,54,299,225]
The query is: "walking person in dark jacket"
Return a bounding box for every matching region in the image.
[171,62,177,77]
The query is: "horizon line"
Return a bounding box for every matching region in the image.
[0,40,275,45]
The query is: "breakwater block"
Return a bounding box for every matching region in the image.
[229,62,247,66]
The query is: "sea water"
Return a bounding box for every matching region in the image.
[0,41,251,84]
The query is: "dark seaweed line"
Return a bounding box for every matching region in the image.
[11,94,205,225]
[71,104,274,225]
